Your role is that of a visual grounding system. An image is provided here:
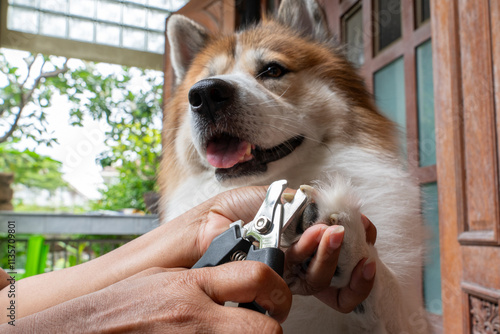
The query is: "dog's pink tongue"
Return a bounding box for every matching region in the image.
[206,137,250,168]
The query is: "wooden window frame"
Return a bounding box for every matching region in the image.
[323,0,434,184]
[321,0,441,331]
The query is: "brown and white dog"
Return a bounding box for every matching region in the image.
[160,0,429,332]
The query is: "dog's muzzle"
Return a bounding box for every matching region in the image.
[188,78,235,123]
[187,78,304,180]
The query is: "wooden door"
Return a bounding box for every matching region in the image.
[432,0,500,332]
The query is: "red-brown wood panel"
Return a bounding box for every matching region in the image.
[457,0,499,243]
[431,0,465,332]
[492,2,500,227]
[433,0,500,332]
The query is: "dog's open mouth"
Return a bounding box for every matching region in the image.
[205,133,304,178]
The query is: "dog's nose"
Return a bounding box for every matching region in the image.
[188,79,235,121]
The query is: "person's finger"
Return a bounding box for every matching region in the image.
[303,225,344,293]
[361,214,377,245]
[285,224,329,265]
[210,186,268,225]
[193,261,292,323]
[314,257,376,313]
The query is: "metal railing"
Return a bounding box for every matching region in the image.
[45,237,134,271]
[0,212,158,277]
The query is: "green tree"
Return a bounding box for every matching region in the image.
[0,142,67,191]
[93,124,161,211]
[0,52,70,198]
[57,61,163,212]
[0,52,69,146]
[0,50,163,212]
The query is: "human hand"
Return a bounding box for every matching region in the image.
[188,186,269,264]
[183,186,377,314]
[284,214,377,313]
[14,261,291,333]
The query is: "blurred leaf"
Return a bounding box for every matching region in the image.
[1,50,163,211]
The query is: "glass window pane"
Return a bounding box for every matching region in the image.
[343,5,364,67]
[127,0,147,5]
[40,13,67,38]
[96,23,120,47]
[416,39,436,167]
[148,9,168,31]
[10,0,39,6]
[69,0,95,18]
[97,1,122,23]
[150,0,188,11]
[40,0,67,13]
[374,57,406,155]
[421,182,442,315]
[69,18,94,43]
[415,0,431,27]
[123,28,146,51]
[147,31,164,53]
[123,5,146,28]
[7,6,39,34]
[6,0,185,64]
[375,0,402,52]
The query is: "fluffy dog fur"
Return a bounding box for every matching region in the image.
[160,0,429,332]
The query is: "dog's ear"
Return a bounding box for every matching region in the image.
[167,15,209,84]
[277,0,330,42]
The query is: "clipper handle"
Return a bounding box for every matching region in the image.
[246,246,285,277]
[238,246,285,314]
[192,225,251,269]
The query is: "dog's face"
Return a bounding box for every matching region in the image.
[162,0,396,195]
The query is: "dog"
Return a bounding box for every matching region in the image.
[159,0,429,332]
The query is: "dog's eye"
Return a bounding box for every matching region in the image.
[258,63,289,79]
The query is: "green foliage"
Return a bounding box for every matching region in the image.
[91,107,162,211]
[0,142,68,191]
[92,125,161,212]
[48,60,163,212]
[1,50,163,212]
[0,52,69,146]
[12,200,87,213]
[71,66,164,212]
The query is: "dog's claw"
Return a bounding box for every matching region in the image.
[282,192,295,202]
[330,213,340,225]
[299,184,314,196]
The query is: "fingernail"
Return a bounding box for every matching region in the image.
[362,259,376,280]
[316,225,328,243]
[328,225,344,251]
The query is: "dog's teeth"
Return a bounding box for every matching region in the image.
[238,143,254,163]
[282,193,295,202]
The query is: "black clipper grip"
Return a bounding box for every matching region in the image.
[246,246,285,277]
[238,246,285,314]
[192,225,251,269]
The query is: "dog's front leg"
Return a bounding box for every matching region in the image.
[284,176,429,334]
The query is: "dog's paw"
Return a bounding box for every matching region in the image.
[283,175,375,290]
[313,176,373,287]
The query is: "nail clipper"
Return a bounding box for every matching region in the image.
[191,179,310,313]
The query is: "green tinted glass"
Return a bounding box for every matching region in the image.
[375,0,402,51]
[344,5,364,66]
[374,57,406,156]
[416,40,436,167]
[422,182,442,315]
